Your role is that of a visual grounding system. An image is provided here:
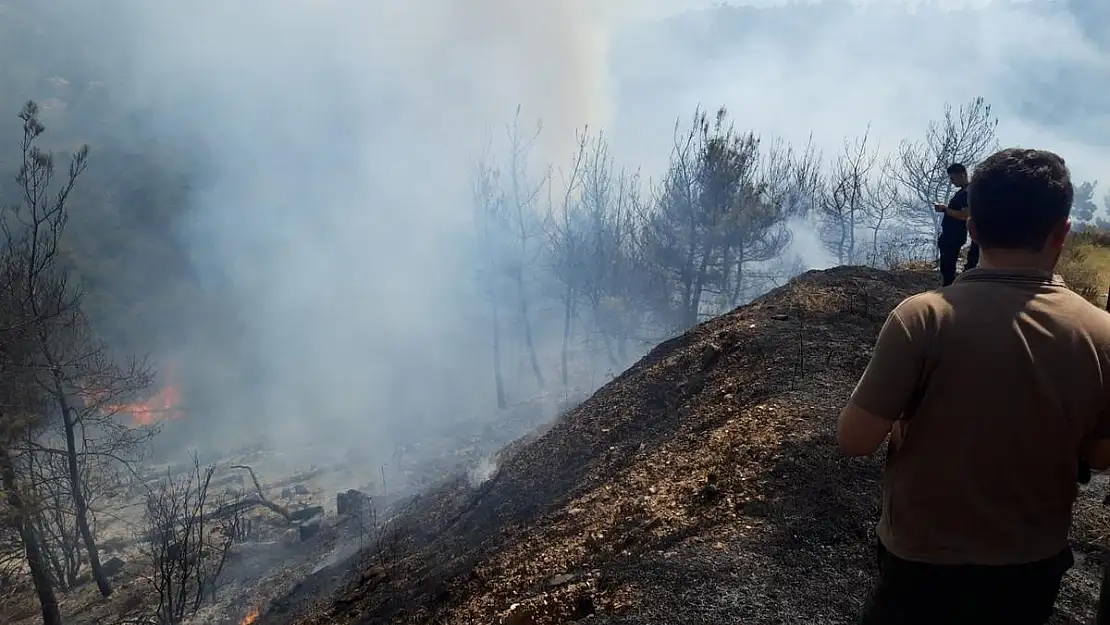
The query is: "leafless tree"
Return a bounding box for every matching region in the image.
[542,128,588,394]
[501,107,549,392]
[862,156,905,267]
[820,128,880,265]
[718,160,794,310]
[26,450,83,590]
[472,107,552,403]
[5,101,156,599]
[0,515,27,607]
[472,148,509,410]
[0,101,89,625]
[542,127,654,384]
[595,165,649,359]
[576,132,649,366]
[760,134,824,220]
[893,97,998,246]
[0,284,48,615]
[139,454,240,625]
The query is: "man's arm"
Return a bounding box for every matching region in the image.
[932,203,969,220]
[945,207,970,221]
[838,304,927,457]
[838,405,897,457]
[944,190,970,221]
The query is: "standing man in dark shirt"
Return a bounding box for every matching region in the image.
[934,163,980,285]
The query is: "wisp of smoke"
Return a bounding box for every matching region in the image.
[92,0,1109,469]
[109,0,615,461]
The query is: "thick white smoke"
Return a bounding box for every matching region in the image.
[87,0,1109,464]
[106,0,617,458]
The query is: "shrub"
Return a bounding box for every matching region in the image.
[1058,239,1103,305]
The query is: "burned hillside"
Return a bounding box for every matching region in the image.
[260,264,1099,625]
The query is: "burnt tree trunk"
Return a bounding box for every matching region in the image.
[729,249,746,308]
[491,302,507,410]
[680,237,697,329]
[560,284,574,393]
[685,249,711,330]
[34,515,68,590]
[1,450,62,625]
[52,369,112,597]
[590,297,620,370]
[600,331,619,370]
[515,273,545,391]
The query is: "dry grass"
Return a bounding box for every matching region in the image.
[889,259,934,274]
[1060,230,1110,307]
[887,231,1110,308]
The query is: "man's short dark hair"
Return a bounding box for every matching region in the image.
[946,163,967,176]
[968,148,1073,251]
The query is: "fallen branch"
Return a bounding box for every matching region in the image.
[207,497,289,524]
[229,465,291,522]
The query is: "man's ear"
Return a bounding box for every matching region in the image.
[1049,218,1071,250]
[968,218,979,243]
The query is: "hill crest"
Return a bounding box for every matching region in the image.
[273,265,1106,625]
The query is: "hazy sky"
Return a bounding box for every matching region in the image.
[609,0,1108,185]
[86,0,1110,463]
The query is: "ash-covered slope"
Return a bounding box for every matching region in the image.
[271,266,1107,625]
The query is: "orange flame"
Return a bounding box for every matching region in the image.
[110,384,183,426]
[240,607,259,624]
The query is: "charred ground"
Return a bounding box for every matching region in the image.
[269,266,1108,625]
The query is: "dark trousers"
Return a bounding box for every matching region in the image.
[859,541,1072,625]
[939,234,976,286]
[939,237,963,286]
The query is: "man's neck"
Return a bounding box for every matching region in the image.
[977,249,1056,273]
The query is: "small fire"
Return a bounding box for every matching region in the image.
[112,384,183,426]
[240,607,259,624]
[77,364,185,426]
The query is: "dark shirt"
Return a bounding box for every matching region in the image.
[940,187,969,238]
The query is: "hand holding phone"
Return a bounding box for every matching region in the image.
[933,203,947,213]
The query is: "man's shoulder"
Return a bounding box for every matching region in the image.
[892,290,950,321]
[1045,288,1110,337]
[950,187,969,204]
[882,291,951,339]
[947,278,1110,338]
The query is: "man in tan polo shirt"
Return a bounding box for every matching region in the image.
[837,147,1110,625]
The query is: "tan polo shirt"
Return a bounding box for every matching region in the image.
[849,267,1110,565]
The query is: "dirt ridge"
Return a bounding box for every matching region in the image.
[270,265,1108,625]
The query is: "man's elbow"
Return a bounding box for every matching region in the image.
[837,405,893,457]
